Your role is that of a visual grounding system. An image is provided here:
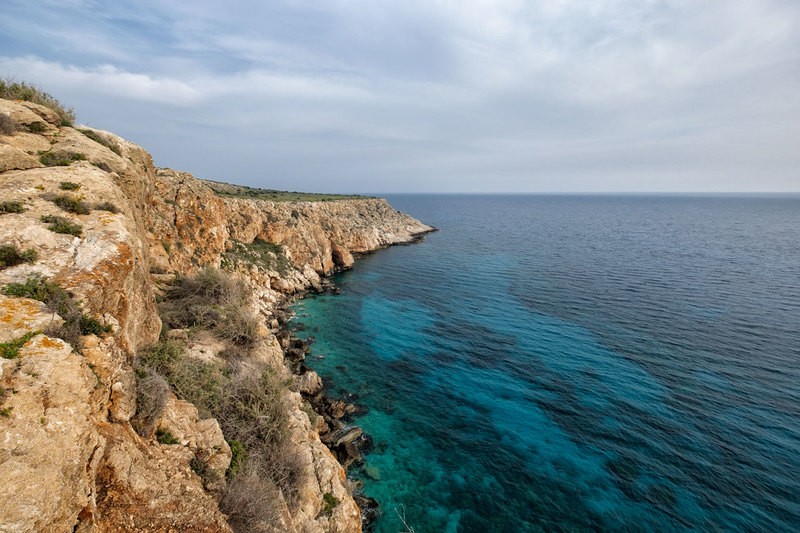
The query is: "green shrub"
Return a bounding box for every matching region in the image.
[79,315,112,335]
[0,331,38,359]
[156,428,181,445]
[39,151,86,167]
[49,194,90,214]
[77,128,122,155]
[0,201,24,214]
[2,275,111,351]
[0,79,76,126]
[2,275,62,301]
[191,450,221,488]
[59,181,81,191]
[27,121,47,133]
[226,439,247,478]
[0,244,37,269]
[94,201,119,213]
[41,214,82,236]
[323,492,339,516]
[0,407,12,418]
[223,238,293,276]
[0,114,17,135]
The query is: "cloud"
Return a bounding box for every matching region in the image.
[0,0,798,192]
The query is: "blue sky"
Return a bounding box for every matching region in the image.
[1,0,798,192]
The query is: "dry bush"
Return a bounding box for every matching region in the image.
[220,461,288,533]
[0,114,17,135]
[160,268,261,348]
[132,367,170,437]
[216,369,305,508]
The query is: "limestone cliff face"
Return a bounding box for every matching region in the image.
[0,98,433,532]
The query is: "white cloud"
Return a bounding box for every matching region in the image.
[0,0,798,191]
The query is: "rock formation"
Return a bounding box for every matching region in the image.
[0,97,433,532]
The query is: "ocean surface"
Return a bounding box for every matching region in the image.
[291,194,800,532]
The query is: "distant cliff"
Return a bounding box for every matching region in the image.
[0,96,432,532]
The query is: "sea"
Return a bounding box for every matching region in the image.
[290,194,800,532]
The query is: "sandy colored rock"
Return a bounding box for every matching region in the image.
[0,144,42,171]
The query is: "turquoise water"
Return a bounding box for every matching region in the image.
[292,195,800,531]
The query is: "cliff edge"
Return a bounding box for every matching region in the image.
[0,97,433,532]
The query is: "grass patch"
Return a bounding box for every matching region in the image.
[77,128,122,156]
[0,244,37,270]
[2,275,111,350]
[0,331,38,359]
[156,428,181,445]
[0,114,18,135]
[39,151,87,167]
[41,214,82,236]
[0,78,76,126]
[203,179,374,202]
[94,201,119,213]
[0,201,25,214]
[222,239,293,276]
[59,181,81,191]
[0,407,12,418]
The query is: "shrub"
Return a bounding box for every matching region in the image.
[77,128,122,155]
[93,161,113,173]
[94,201,119,213]
[160,268,261,348]
[156,428,181,445]
[49,194,90,214]
[79,315,112,335]
[0,114,17,135]
[191,450,221,488]
[0,331,38,359]
[59,181,81,191]
[0,201,24,214]
[323,493,339,516]
[27,121,47,133]
[41,214,82,236]
[0,79,76,126]
[222,239,293,276]
[39,151,86,167]
[132,367,170,438]
[0,244,37,269]
[219,462,287,532]
[2,275,111,351]
[226,439,247,478]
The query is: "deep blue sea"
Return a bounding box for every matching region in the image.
[291,195,800,532]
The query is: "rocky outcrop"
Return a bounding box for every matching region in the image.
[0,98,432,532]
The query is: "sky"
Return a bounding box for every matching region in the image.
[1,0,798,193]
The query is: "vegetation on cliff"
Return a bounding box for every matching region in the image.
[136,268,305,531]
[203,178,374,202]
[0,78,75,126]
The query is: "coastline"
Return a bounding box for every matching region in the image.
[0,96,434,532]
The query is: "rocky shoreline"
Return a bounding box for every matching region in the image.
[0,95,435,532]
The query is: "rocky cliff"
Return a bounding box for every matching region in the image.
[0,97,433,532]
